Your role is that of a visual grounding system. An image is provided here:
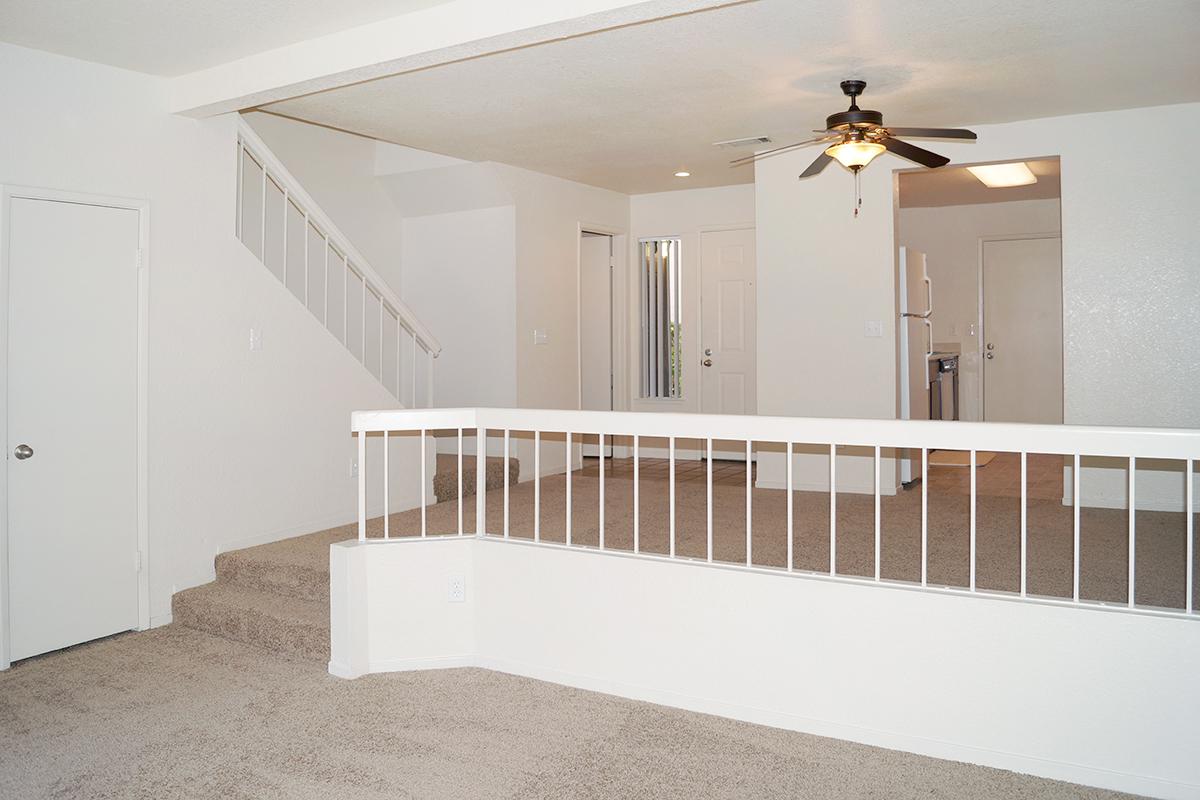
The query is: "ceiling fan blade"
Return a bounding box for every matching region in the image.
[886,127,977,140]
[883,138,950,168]
[799,151,834,178]
[729,136,834,167]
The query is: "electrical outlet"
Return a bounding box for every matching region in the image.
[447,575,466,603]
[864,320,884,338]
[249,327,263,351]
[351,457,359,479]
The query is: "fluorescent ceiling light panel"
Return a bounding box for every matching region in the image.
[966,162,1037,188]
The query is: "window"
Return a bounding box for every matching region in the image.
[639,237,682,399]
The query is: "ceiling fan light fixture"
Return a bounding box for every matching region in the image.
[966,162,1037,188]
[674,170,691,177]
[825,139,886,171]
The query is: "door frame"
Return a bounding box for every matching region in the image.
[976,231,1063,422]
[0,185,151,669]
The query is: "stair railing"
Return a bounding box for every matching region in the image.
[234,117,439,407]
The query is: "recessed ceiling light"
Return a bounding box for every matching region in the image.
[966,162,1037,188]
[674,171,691,178]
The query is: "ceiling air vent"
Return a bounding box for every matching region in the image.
[712,136,772,149]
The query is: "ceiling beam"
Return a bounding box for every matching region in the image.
[169,0,749,117]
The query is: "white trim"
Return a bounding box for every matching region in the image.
[149,612,173,628]
[367,654,476,673]
[576,222,628,414]
[353,407,1200,461]
[0,185,151,670]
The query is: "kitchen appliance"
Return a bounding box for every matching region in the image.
[898,246,932,484]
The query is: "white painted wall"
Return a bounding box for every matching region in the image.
[332,537,1200,798]
[401,206,518,411]
[756,103,1200,497]
[897,198,1062,421]
[0,42,424,626]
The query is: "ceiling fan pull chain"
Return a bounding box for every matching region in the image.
[853,168,862,218]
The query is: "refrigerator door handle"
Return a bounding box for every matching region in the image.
[924,319,933,389]
[924,275,933,317]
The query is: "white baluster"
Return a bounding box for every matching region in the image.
[534,430,541,543]
[874,445,881,582]
[829,444,837,575]
[1073,453,1081,602]
[745,440,752,567]
[786,441,793,573]
[1128,456,1136,607]
[383,430,390,540]
[633,435,640,554]
[458,427,464,536]
[969,449,976,591]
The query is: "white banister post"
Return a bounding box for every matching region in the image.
[357,430,366,542]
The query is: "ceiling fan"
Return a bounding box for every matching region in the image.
[731,80,976,177]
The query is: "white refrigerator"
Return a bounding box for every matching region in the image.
[898,247,932,484]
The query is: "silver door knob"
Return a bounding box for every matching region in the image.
[704,348,713,356]
[14,444,33,460]
[985,352,994,360]
[702,358,713,367]
[986,343,994,350]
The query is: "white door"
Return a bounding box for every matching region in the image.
[700,228,756,414]
[6,196,141,662]
[897,247,931,483]
[579,232,612,457]
[982,236,1063,424]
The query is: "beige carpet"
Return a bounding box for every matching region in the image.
[394,464,1198,610]
[0,625,1139,800]
[928,449,997,467]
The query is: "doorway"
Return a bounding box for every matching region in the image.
[981,234,1063,423]
[579,230,613,457]
[1,187,149,668]
[699,227,757,459]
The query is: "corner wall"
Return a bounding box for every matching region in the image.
[332,536,1200,799]
[0,43,424,624]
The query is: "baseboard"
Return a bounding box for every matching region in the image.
[473,655,1194,800]
[328,660,363,679]
[755,477,898,497]
[368,654,476,673]
[345,645,1195,797]
[148,612,173,628]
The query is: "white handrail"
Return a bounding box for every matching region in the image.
[352,407,1200,620]
[235,117,441,357]
[353,408,1200,460]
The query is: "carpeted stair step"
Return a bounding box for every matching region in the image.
[216,546,330,604]
[172,582,328,661]
[433,453,519,503]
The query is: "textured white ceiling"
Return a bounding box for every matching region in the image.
[0,0,451,75]
[898,159,1060,208]
[263,0,1200,194]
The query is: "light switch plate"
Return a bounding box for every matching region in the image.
[533,328,548,345]
[864,320,883,338]
[249,327,263,351]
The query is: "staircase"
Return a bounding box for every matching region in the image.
[173,455,519,661]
